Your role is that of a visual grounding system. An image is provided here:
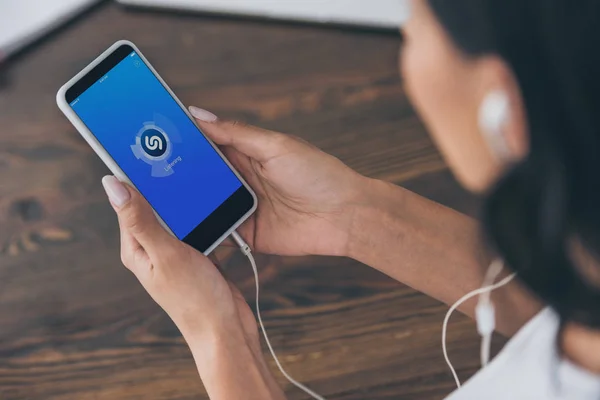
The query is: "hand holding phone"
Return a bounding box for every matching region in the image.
[102,174,251,334]
[55,40,363,399]
[189,114,368,258]
[99,171,292,400]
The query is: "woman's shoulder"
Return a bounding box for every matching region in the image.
[445,308,600,400]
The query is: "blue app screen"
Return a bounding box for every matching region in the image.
[70,51,242,239]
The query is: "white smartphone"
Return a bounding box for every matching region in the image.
[56,40,257,255]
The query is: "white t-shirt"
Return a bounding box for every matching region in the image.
[446,308,600,400]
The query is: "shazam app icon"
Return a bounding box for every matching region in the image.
[131,113,182,177]
[141,128,168,158]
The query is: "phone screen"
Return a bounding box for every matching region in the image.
[68,48,249,245]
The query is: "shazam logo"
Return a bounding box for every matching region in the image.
[131,117,181,178]
[145,134,162,151]
[140,128,167,158]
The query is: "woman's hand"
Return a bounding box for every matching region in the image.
[101,176,286,399]
[190,107,370,257]
[101,175,255,340]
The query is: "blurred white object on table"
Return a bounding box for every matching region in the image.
[0,0,100,62]
[117,0,411,30]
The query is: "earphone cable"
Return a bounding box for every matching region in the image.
[232,231,327,400]
[442,271,517,388]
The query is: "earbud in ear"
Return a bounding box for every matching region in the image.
[478,90,512,162]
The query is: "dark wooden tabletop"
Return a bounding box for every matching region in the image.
[0,3,499,399]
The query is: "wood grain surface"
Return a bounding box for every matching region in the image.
[0,3,503,399]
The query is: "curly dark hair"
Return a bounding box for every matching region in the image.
[427,0,600,328]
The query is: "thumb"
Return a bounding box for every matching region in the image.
[189,106,285,162]
[102,175,172,254]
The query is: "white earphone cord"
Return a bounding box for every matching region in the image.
[232,231,326,400]
[441,271,516,389]
[233,230,514,396]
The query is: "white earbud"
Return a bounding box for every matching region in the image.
[478,90,512,162]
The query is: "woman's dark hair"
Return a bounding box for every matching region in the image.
[427,0,600,328]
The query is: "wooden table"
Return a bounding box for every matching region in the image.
[0,3,495,399]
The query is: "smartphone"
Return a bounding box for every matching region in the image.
[56,40,257,255]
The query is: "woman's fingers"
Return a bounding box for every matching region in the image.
[118,219,151,276]
[189,106,286,163]
[102,175,173,260]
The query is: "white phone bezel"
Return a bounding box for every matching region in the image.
[56,39,257,255]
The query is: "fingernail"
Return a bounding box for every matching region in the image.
[102,175,130,208]
[189,106,218,122]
